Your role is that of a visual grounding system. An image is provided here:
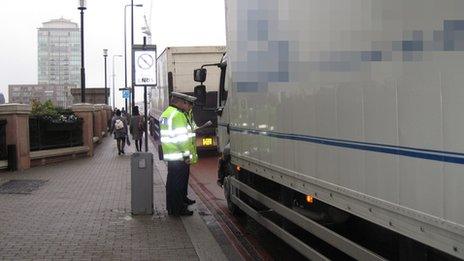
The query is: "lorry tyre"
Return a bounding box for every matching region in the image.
[224,176,243,216]
[327,206,350,224]
[279,186,299,231]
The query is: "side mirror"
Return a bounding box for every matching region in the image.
[216,107,223,116]
[194,68,207,83]
[194,85,207,106]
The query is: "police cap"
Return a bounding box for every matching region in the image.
[171,92,197,103]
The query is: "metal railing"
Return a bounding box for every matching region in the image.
[0,119,7,160]
[93,111,97,138]
[29,117,83,151]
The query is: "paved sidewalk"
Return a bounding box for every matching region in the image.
[0,137,229,260]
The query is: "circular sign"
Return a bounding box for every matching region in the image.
[137,54,154,70]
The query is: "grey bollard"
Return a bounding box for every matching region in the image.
[131,152,154,215]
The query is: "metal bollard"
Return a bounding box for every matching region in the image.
[131,152,154,215]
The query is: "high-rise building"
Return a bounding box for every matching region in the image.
[38,18,80,86]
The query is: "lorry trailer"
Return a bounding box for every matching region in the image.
[195,0,464,260]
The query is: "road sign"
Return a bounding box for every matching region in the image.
[122,90,130,99]
[133,44,157,86]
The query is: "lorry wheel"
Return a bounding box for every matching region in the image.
[327,206,350,224]
[279,187,298,231]
[224,176,243,216]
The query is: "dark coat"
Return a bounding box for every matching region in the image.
[130,115,143,140]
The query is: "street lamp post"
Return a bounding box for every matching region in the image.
[112,55,123,108]
[131,0,136,111]
[103,49,108,105]
[78,0,87,103]
[124,3,143,112]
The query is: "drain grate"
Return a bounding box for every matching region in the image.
[0,180,47,194]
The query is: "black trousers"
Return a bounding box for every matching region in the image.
[166,161,189,215]
[183,164,190,201]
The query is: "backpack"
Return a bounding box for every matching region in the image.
[115,119,124,130]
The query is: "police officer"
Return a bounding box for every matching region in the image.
[159,92,198,216]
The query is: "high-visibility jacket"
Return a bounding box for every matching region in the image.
[159,106,198,164]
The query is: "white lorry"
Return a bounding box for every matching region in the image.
[194,0,464,260]
[149,46,225,150]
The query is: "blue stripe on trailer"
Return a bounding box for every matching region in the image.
[221,124,464,165]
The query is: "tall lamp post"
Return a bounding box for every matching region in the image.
[103,49,108,105]
[112,55,123,108]
[125,3,143,113]
[78,0,87,103]
[131,0,137,112]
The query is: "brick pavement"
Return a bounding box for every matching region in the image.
[0,138,213,260]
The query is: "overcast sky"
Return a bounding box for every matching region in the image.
[0,0,226,108]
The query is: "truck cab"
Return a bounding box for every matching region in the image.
[193,54,230,154]
[150,46,225,151]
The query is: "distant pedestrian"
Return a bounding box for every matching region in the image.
[130,106,144,152]
[110,109,128,155]
[122,109,131,128]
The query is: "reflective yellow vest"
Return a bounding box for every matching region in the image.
[159,106,198,164]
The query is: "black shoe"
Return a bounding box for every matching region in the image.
[118,151,121,155]
[179,209,193,216]
[185,198,196,205]
[121,150,125,155]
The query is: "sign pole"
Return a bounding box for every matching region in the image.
[144,84,148,152]
[133,37,156,153]
[141,37,149,152]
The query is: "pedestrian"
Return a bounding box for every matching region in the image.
[130,106,144,152]
[110,109,128,155]
[159,92,198,216]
